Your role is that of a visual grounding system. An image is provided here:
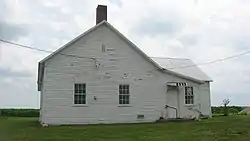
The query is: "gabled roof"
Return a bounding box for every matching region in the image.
[151,57,212,81]
[38,21,212,91]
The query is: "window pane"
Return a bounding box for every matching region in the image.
[74,100,78,104]
[185,87,187,96]
[82,84,86,91]
[79,89,84,94]
[74,95,79,104]
[124,99,128,104]
[75,84,86,94]
[124,95,129,99]
[119,95,123,104]
[119,99,122,104]
[124,95,129,104]
[81,97,86,104]
[185,96,188,104]
[80,84,85,94]
[79,84,82,92]
[79,95,83,100]
[77,100,81,104]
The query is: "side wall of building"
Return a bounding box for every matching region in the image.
[40,24,211,125]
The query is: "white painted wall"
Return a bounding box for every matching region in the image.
[40,24,211,125]
[199,82,212,117]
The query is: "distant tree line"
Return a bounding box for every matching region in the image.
[212,106,244,115]
[0,109,39,117]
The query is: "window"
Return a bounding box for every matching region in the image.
[74,83,86,104]
[119,84,130,104]
[185,87,194,104]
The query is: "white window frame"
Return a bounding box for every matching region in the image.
[119,84,130,105]
[185,86,194,105]
[74,83,87,105]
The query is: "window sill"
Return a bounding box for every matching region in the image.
[185,104,195,107]
[118,105,132,107]
[72,105,89,107]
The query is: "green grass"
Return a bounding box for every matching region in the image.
[1,116,250,141]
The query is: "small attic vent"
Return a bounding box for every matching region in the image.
[102,44,106,52]
[137,114,145,119]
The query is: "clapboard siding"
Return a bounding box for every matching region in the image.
[199,82,212,117]
[40,24,211,125]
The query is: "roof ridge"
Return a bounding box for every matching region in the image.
[150,56,190,60]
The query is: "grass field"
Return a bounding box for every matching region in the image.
[1,116,250,141]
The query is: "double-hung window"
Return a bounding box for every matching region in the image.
[74,83,86,104]
[185,86,194,104]
[119,84,130,104]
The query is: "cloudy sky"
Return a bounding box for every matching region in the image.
[0,0,250,108]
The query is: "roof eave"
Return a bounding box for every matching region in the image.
[161,68,208,84]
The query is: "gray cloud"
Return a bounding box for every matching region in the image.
[0,1,28,41]
[0,78,39,108]
[0,66,32,78]
[109,0,123,7]
[0,21,29,41]
[228,30,250,51]
[0,1,7,19]
[133,15,184,37]
[178,34,200,46]
[13,0,94,50]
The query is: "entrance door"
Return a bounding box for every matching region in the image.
[166,87,179,118]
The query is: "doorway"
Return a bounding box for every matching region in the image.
[166,86,179,119]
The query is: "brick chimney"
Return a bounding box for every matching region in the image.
[96,5,107,24]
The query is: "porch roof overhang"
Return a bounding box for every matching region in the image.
[166,82,187,87]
